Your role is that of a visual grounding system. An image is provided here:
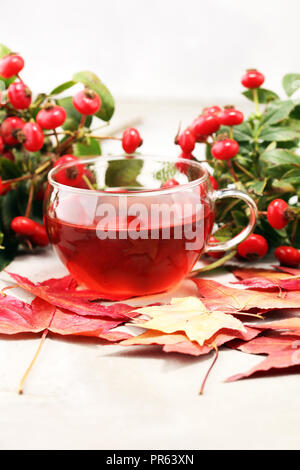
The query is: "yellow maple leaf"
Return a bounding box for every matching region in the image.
[131,297,246,346]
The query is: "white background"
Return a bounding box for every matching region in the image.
[1,0,300,451]
[1,0,300,102]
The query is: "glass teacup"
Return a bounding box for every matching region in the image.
[45,156,257,297]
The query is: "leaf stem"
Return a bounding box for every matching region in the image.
[189,250,237,275]
[199,345,218,395]
[25,181,35,218]
[253,88,259,115]
[227,160,238,182]
[18,329,48,395]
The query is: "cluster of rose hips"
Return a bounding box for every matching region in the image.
[0,52,143,249]
[166,69,300,267]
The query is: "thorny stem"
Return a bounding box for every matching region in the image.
[189,250,237,275]
[25,181,35,218]
[53,129,60,153]
[89,135,122,141]
[253,88,260,115]
[82,174,95,190]
[18,329,49,395]
[227,160,238,182]
[199,345,218,395]
[232,159,255,179]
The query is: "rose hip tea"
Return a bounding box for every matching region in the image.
[45,208,213,297]
[45,156,257,297]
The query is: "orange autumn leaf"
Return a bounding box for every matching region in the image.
[6,271,134,320]
[236,332,300,355]
[193,278,300,312]
[121,326,260,356]
[131,297,246,346]
[252,317,300,332]
[231,267,300,291]
[0,294,131,341]
[226,344,300,382]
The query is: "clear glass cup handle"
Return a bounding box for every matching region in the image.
[205,188,258,253]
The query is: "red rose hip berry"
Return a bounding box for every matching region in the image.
[237,234,268,260]
[191,114,220,140]
[241,69,265,89]
[275,246,300,267]
[203,105,221,116]
[22,122,44,152]
[8,82,32,109]
[30,223,49,246]
[11,216,36,236]
[267,199,293,230]
[211,138,239,160]
[218,107,244,126]
[209,175,218,190]
[37,104,67,129]
[0,136,3,154]
[161,178,180,189]
[1,116,25,145]
[72,88,101,115]
[54,154,84,187]
[122,128,143,154]
[177,129,196,153]
[0,54,24,78]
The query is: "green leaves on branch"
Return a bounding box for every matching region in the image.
[72,71,115,122]
[243,88,279,104]
[259,126,299,141]
[51,71,115,122]
[282,74,300,97]
[73,138,101,157]
[57,97,92,131]
[262,100,295,125]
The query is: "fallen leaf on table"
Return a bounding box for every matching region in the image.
[6,272,134,320]
[251,317,300,332]
[121,326,260,356]
[235,332,300,355]
[193,278,300,312]
[163,327,260,355]
[131,297,246,346]
[226,347,300,382]
[273,266,300,276]
[231,267,300,291]
[1,295,131,394]
[0,294,131,340]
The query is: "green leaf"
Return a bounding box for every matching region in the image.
[282,74,300,97]
[232,210,248,227]
[248,178,267,196]
[260,148,300,167]
[220,122,253,142]
[50,81,76,95]
[105,159,143,187]
[242,88,279,104]
[0,43,10,59]
[57,96,92,131]
[259,126,300,141]
[73,138,101,157]
[72,71,115,122]
[0,158,22,179]
[281,168,300,188]
[262,100,295,125]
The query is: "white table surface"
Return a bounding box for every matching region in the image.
[0,101,299,450]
